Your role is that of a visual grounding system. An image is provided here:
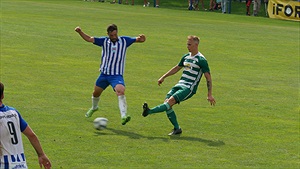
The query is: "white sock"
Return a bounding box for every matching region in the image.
[92,96,100,110]
[118,95,127,118]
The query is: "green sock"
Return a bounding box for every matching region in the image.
[166,109,180,129]
[149,102,170,114]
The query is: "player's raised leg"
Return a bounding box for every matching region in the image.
[142,102,171,117]
[142,95,176,117]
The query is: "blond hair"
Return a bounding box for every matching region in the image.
[187,35,200,45]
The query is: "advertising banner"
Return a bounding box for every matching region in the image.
[268,0,300,21]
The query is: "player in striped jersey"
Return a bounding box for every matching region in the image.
[75,24,146,125]
[142,35,216,135]
[0,82,51,169]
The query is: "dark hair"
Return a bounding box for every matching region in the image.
[0,82,4,98]
[107,24,118,33]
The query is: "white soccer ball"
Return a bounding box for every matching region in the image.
[93,117,108,130]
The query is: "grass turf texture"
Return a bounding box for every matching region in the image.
[1,0,299,168]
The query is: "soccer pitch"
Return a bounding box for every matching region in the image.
[1,0,299,168]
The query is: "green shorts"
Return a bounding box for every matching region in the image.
[166,86,194,104]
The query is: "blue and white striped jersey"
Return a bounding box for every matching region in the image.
[0,105,28,169]
[94,36,136,75]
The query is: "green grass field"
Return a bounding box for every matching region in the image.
[1,0,299,168]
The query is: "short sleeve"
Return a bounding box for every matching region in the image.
[199,59,210,73]
[93,37,106,46]
[122,36,136,47]
[17,112,28,132]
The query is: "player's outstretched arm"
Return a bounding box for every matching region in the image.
[136,34,146,43]
[75,26,95,43]
[158,66,182,86]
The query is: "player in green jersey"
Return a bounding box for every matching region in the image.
[142,35,216,136]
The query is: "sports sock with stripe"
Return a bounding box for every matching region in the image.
[166,109,180,129]
[149,102,171,114]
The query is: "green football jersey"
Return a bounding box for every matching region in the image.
[176,52,210,94]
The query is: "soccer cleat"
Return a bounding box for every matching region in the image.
[121,115,131,125]
[168,128,182,136]
[142,102,150,117]
[85,107,98,118]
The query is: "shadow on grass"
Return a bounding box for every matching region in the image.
[170,136,225,147]
[95,127,225,147]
